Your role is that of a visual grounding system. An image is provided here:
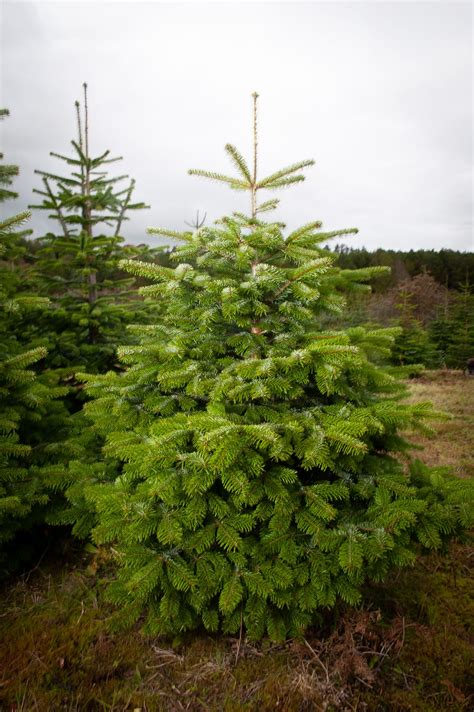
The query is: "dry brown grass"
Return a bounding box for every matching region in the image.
[403,370,474,477]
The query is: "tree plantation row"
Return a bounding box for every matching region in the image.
[0,88,472,641]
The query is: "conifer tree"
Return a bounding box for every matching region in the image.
[0,110,70,567]
[390,283,438,368]
[28,84,150,377]
[390,323,437,369]
[429,282,474,370]
[75,95,473,640]
[444,282,474,369]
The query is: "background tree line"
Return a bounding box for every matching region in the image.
[331,244,474,291]
[316,247,474,371]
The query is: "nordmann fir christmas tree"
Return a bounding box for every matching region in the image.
[76,94,473,640]
[28,84,150,378]
[0,110,71,568]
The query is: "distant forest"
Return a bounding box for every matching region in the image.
[321,245,474,371]
[130,242,474,291]
[330,245,474,291]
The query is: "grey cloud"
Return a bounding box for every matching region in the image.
[1,1,472,251]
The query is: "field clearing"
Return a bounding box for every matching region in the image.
[403,370,474,478]
[0,372,472,712]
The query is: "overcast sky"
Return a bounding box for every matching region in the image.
[1,0,473,251]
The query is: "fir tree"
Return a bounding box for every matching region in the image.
[0,110,71,568]
[444,282,474,370]
[390,324,437,369]
[75,95,473,640]
[390,282,438,369]
[27,84,150,377]
[429,282,474,370]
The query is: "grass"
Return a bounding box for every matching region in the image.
[0,371,473,711]
[402,369,474,478]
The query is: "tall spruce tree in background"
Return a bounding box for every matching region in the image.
[27,84,150,380]
[0,110,71,569]
[71,95,472,640]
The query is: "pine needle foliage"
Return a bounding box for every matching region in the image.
[428,283,474,370]
[390,282,438,368]
[0,110,71,566]
[27,84,150,375]
[77,95,473,640]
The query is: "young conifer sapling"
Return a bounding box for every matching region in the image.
[75,94,473,640]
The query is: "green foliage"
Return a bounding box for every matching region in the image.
[26,84,151,377]
[391,322,438,369]
[389,282,438,368]
[69,96,473,640]
[429,283,474,369]
[0,110,72,568]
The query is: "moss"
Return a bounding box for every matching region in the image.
[1,544,471,711]
[358,541,473,712]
